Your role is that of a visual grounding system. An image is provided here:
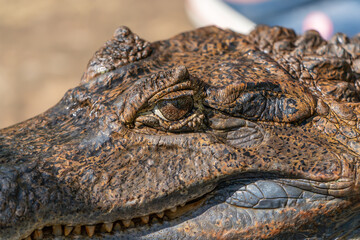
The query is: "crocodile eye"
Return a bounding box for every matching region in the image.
[154,96,193,121]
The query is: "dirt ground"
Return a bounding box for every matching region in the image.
[0,0,194,128]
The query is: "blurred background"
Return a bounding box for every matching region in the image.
[1,0,360,128]
[0,0,193,128]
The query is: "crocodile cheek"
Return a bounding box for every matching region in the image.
[209,116,266,149]
[224,126,265,149]
[207,114,346,183]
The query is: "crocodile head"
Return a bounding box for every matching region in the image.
[1,25,360,239]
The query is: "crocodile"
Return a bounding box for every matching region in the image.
[1,25,360,240]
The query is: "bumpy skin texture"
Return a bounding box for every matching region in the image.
[1,25,360,239]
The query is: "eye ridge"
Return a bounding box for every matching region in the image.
[156,96,194,121]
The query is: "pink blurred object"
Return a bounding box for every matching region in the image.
[186,0,360,38]
[302,11,334,39]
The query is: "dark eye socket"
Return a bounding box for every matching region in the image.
[155,96,193,121]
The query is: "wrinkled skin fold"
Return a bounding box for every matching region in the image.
[1,25,360,239]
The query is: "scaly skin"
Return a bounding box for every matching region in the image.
[1,25,360,239]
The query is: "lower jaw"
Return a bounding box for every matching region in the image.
[22,194,209,240]
[43,197,346,240]
[21,178,351,240]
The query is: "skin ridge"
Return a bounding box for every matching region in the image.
[1,25,360,239]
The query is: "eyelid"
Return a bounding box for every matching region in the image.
[148,81,194,104]
[138,108,204,131]
[157,90,194,101]
[137,90,195,118]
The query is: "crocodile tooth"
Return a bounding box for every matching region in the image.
[73,225,82,235]
[180,203,186,207]
[151,217,159,224]
[156,211,164,218]
[170,206,177,212]
[141,215,149,224]
[114,222,122,231]
[33,229,43,239]
[64,226,73,236]
[103,222,113,232]
[85,225,95,237]
[122,219,132,228]
[167,195,207,220]
[52,225,63,236]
